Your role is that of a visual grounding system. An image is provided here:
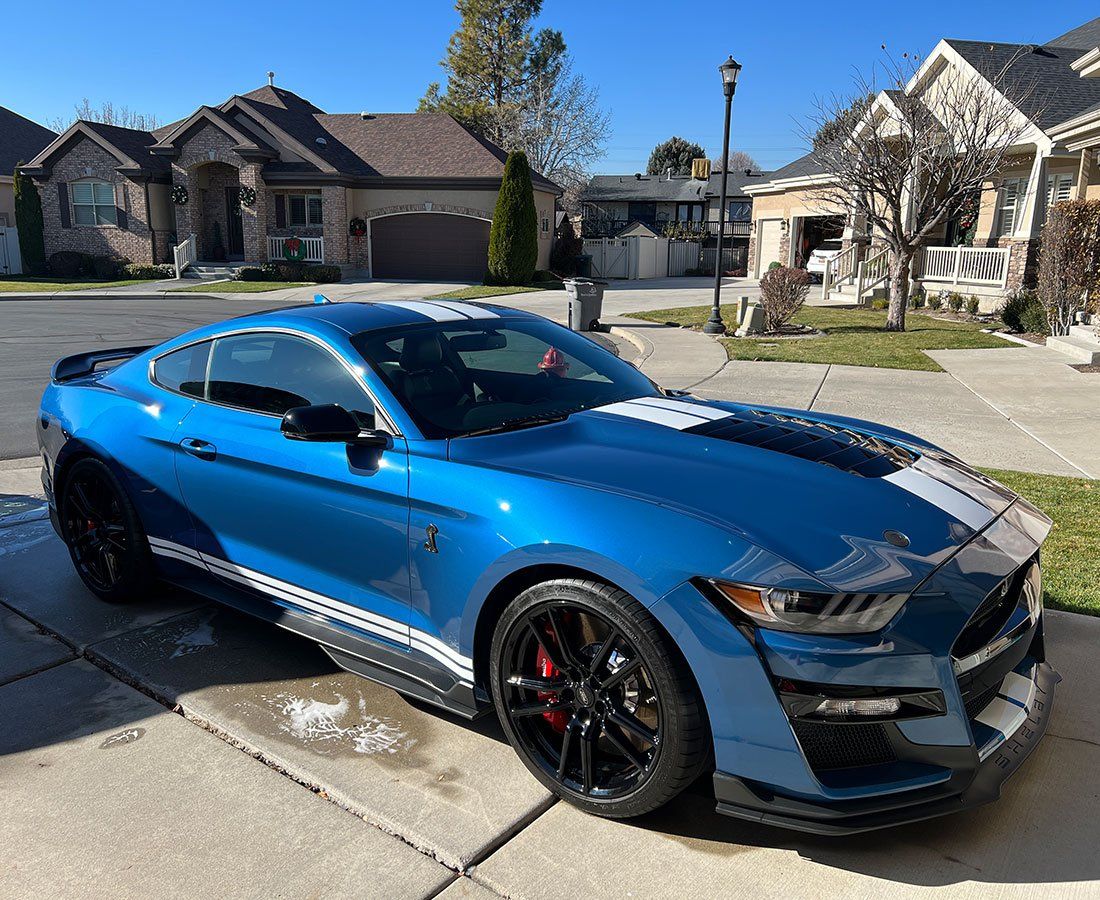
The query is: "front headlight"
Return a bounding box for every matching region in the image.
[708,580,909,634]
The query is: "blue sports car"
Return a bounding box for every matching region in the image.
[38,298,1058,832]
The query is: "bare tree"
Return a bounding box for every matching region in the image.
[49,98,161,133]
[1037,200,1100,335]
[713,150,760,174]
[807,50,1034,331]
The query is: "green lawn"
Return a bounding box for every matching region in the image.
[629,306,1013,372]
[980,469,1100,617]
[427,280,565,301]
[169,281,311,293]
[0,277,152,292]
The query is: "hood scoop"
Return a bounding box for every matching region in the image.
[685,408,919,477]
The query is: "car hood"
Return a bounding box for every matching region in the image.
[447,396,1022,594]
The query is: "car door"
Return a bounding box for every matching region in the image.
[173,329,412,647]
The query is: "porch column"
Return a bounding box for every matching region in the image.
[170,163,199,246]
[322,185,349,265]
[239,164,268,263]
[1002,146,1049,292]
[1076,148,1093,200]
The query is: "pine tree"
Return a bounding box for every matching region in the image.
[646,137,707,176]
[13,165,46,275]
[487,151,538,284]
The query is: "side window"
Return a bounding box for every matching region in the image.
[207,333,374,419]
[153,342,210,398]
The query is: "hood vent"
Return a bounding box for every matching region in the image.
[686,409,918,477]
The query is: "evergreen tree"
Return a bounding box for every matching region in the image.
[13,165,46,275]
[487,151,538,284]
[646,137,707,176]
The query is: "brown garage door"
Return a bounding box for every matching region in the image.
[371,213,490,281]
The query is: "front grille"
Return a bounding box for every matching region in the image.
[686,409,918,477]
[962,676,1004,720]
[952,565,1028,660]
[791,720,897,771]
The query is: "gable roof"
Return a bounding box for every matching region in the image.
[0,106,56,177]
[23,120,170,177]
[945,39,1100,132]
[582,169,766,204]
[1047,16,1100,49]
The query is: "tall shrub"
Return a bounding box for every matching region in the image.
[13,165,46,275]
[487,150,538,285]
[1037,199,1100,336]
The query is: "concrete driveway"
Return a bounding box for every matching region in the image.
[1,504,1098,898]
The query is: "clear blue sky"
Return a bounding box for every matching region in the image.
[7,2,1098,175]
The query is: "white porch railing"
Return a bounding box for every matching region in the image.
[919,246,1010,288]
[820,243,858,301]
[268,236,325,264]
[854,247,890,302]
[173,232,197,279]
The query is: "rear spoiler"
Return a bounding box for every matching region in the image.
[52,345,154,383]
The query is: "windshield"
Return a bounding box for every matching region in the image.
[353,317,660,439]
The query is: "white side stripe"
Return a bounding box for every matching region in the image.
[149,538,474,682]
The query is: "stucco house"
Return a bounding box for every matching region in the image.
[744,15,1100,307]
[0,106,56,274]
[21,81,560,279]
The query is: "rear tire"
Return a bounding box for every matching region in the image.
[59,457,155,603]
[490,578,710,818]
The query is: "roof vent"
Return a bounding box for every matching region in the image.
[360,111,374,120]
[267,71,275,86]
[634,172,642,180]
[315,137,327,147]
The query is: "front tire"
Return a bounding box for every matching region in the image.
[59,457,154,603]
[490,578,710,818]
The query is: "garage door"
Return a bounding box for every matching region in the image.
[371,214,490,281]
[756,219,783,277]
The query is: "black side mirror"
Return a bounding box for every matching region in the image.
[281,404,389,448]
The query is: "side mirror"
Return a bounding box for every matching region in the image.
[281,404,388,448]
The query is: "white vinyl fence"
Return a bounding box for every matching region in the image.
[700,245,748,275]
[0,226,22,275]
[667,240,702,276]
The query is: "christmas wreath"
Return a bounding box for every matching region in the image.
[171,185,189,206]
[282,236,308,261]
[349,216,367,237]
[238,186,256,208]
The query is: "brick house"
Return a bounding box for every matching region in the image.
[743,15,1100,308]
[21,82,561,278]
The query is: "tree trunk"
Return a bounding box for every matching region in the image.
[885,251,913,332]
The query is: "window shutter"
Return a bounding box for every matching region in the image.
[275,194,286,228]
[115,183,129,230]
[58,183,71,228]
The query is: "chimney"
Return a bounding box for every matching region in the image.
[267,71,275,86]
[691,158,711,180]
[665,167,672,181]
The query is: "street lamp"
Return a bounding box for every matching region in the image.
[703,56,743,335]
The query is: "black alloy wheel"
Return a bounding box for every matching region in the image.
[492,579,710,817]
[60,458,153,602]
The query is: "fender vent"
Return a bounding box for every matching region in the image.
[686,409,918,477]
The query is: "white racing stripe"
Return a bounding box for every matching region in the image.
[883,466,993,530]
[373,300,470,322]
[425,299,500,319]
[998,671,1037,710]
[627,396,734,421]
[973,666,1040,760]
[148,537,474,682]
[594,399,713,430]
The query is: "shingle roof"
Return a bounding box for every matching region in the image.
[756,151,828,182]
[1046,16,1100,49]
[582,169,767,203]
[81,121,171,175]
[0,106,56,176]
[946,39,1100,131]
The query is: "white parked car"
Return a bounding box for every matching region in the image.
[805,239,844,281]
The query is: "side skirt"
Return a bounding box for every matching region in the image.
[168,570,491,720]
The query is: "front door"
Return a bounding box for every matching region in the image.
[173,330,412,646]
[224,187,245,258]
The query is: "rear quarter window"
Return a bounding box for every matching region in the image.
[153,342,210,398]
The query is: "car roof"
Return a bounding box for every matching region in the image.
[248,298,542,333]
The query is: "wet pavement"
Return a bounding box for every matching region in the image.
[2,517,1099,898]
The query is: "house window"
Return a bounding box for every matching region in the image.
[71,181,117,226]
[1046,173,1074,208]
[286,193,323,227]
[728,200,751,222]
[995,177,1026,237]
[627,202,657,224]
[541,213,550,234]
[676,203,703,222]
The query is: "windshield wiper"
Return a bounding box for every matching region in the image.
[459,411,573,438]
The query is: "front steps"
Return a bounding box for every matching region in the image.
[1047,324,1100,365]
[183,262,241,281]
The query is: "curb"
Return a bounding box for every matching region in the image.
[607,325,652,368]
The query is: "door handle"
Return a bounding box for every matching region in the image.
[179,438,217,461]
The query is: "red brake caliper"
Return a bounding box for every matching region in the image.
[536,644,569,733]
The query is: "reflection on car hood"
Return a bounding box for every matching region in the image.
[447,396,1027,594]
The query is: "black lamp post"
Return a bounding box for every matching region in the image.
[703,56,743,335]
